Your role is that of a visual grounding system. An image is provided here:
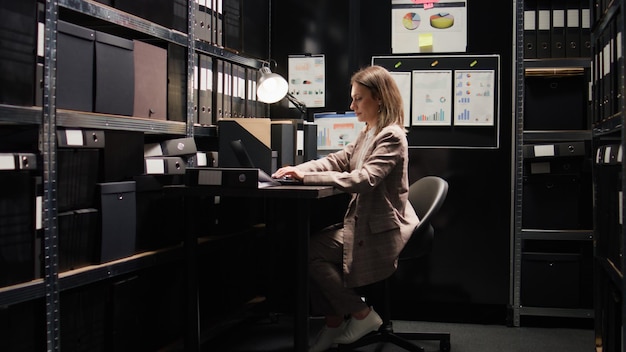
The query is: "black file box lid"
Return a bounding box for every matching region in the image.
[98,181,136,263]
[95,31,134,116]
[99,181,135,194]
[57,21,95,112]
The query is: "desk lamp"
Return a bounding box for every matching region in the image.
[256,66,307,115]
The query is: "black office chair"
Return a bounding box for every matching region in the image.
[338,176,451,352]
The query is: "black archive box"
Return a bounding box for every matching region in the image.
[0,171,36,286]
[521,252,581,308]
[57,129,106,212]
[524,74,588,130]
[58,209,99,271]
[522,173,591,229]
[94,31,134,116]
[0,0,37,106]
[57,21,95,112]
[97,181,136,263]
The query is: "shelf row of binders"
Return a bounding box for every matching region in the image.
[523,0,591,59]
[1,0,263,127]
[593,143,623,276]
[590,9,624,126]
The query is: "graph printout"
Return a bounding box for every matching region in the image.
[453,70,495,126]
[411,70,452,126]
[389,71,412,127]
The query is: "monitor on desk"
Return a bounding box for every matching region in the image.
[314,111,365,156]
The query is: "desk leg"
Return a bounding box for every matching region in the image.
[295,198,311,352]
[185,197,200,352]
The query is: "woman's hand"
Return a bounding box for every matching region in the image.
[272,166,304,180]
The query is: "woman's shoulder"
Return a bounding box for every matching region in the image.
[377,124,407,139]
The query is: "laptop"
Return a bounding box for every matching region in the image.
[229,139,302,186]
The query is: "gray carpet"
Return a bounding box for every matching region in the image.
[202,316,595,352]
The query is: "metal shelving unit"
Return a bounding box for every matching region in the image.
[590,0,626,350]
[511,0,595,327]
[0,0,267,349]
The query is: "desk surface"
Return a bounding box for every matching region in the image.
[188,184,343,199]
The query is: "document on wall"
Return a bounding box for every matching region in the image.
[411,70,452,126]
[453,70,495,126]
[389,71,412,127]
[391,0,467,53]
[288,54,325,108]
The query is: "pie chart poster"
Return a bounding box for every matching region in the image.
[391,0,467,53]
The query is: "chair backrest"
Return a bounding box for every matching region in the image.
[400,176,449,260]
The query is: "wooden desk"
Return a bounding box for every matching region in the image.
[184,184,343,352]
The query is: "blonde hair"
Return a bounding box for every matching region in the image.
[350,65,405,134]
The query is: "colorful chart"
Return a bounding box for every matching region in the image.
[402,12,421,30]
[430,13,454,29]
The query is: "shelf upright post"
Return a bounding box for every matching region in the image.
[41,0,61,350]
[510,0,526,328]
[185,2,201,351]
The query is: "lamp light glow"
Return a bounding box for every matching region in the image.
[256,66,288,104]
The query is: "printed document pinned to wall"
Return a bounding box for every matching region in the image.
[391,0,467,53]
[288,54,325,108]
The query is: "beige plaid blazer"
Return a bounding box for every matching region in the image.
[298,124,419,288]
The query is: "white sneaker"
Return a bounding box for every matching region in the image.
[333,308,383,345]
[309,321,347,352]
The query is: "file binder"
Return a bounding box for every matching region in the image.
[246,68,257,117]
[144,137,198,157]
[193,54,200,124]
[223,61,232,118]
[195,0,211,42]
[537,4,552,58]
[144,156,187,175]
[186,167,259,188]
[551,0,566,58]
[57,129,106,148]
[198,54,213,125]
[581,5,591,57]
[233,65,245,117]
[216,59,225,119]
[216,0,224,47]
[565,0,581,57]
[524,0,538,58]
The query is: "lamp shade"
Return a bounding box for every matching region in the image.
[256,66,288,104]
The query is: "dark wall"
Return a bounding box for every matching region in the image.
[267,0,514,324]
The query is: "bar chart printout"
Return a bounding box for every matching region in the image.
[454,69,495,126]
[314,112,366,151]
[411,70,452,126]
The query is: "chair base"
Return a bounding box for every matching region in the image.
[337,323,451,352]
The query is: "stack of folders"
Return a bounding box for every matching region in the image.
[0,153,38,286]
[523,0,591,59]
[143,137,198,175]
[592,16,624,124]
[193,56,262,125]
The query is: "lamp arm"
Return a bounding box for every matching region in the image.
[286,92,307,115]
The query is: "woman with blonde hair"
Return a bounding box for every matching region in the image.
[272,65,419,351]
